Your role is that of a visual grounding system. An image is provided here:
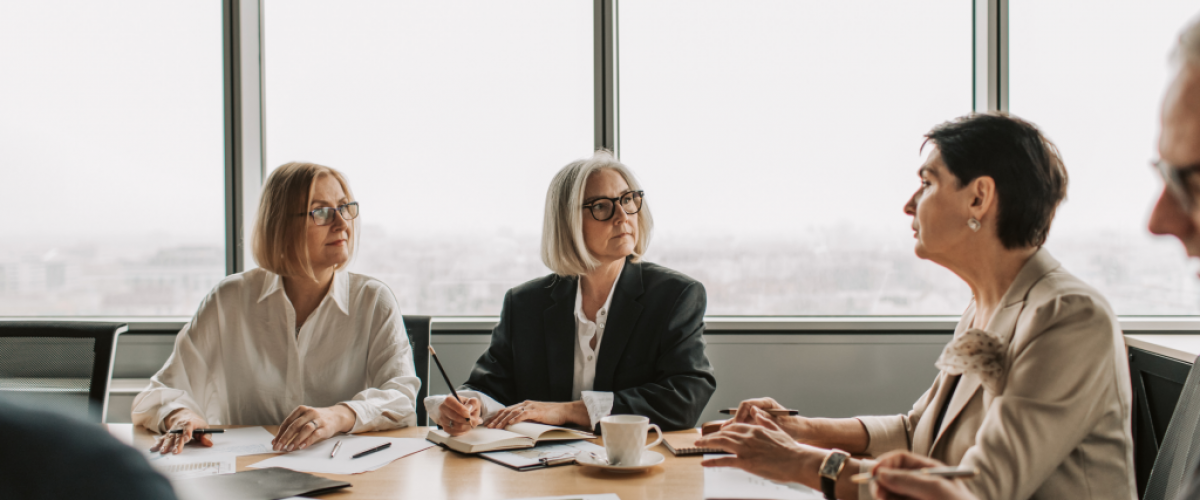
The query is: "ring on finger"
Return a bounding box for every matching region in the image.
[308,419,320,429]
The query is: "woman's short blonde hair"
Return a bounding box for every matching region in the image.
[252,162,358,281]
[541,151,654,277]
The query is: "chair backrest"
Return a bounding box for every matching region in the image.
[0,321,126,423]
[1145,352,1200,500]
[403,315,431,426]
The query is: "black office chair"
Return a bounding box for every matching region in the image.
[0,321,126,423]
[1144,352,1200,500]
[403,315,431,426]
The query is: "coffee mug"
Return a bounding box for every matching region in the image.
[600,415,663,466]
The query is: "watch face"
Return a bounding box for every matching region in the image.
[821,451,849,478]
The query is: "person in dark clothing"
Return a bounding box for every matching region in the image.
[0,399,177,500]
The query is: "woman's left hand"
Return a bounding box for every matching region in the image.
[486,400,589,429]
[697,415,821,485]
[272,404,357,452]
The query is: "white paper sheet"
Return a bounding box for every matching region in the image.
[248,435,434,475]
[704,455,822,500]
[146,453,236,480]
[144,426,278,460]
[505,495,620,500]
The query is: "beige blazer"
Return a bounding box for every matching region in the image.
[857,249,1135,500]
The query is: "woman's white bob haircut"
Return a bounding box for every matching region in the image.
[541,150,654,277]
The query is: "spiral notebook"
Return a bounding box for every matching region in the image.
[662,432,725,456]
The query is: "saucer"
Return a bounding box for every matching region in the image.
[576,450,665,473]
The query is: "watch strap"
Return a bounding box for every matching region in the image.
[818,449,850,500]
[821,476,837,500]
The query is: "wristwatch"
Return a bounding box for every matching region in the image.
[818,449,850,500]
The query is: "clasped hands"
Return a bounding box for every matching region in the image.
[151,404,357,455]
[435,397,590,436]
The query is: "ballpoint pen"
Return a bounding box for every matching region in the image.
[331,440,343,459]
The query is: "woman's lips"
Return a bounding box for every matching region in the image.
[327,239,347,246]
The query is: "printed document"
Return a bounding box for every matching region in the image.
[704,455,822,500]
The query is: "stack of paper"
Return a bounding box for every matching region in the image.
[147,453,235,480]
[704,455,822,500]
[248,435,434,475]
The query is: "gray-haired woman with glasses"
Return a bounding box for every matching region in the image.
[425,151,716,435]
[133,162,420,455]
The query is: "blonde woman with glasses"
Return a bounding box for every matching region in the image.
[133,162,420,455]
[425,151,716,435]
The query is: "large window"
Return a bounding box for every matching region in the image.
[9,2,1200,318]
[1010,0,1200,314]
[620,1,974,315]
[0,1,225,316]
[264,1,593,315]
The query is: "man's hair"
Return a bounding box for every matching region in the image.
[924,113,1068,249]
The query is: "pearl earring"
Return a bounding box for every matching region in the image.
[967,218,981,232]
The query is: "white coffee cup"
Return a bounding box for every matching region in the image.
[600,415,663,466]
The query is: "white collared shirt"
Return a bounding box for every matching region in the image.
[132,268,421,433]
[425,264,622,429]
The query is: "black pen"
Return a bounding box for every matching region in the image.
[719,408,800,416]
[168,429,225,435]
[351,442,392,459]
[428,346,462,404]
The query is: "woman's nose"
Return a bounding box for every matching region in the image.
[612,204,632,225]
[904,192,918,216]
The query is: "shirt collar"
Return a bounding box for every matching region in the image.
[258,269,351,316]
[574,260,625,324]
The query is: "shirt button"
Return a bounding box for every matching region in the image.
[599,323,605,328]
[587,355,594,361]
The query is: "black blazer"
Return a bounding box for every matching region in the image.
[462,258,716,432]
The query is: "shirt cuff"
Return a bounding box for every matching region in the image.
[857,415,911,457]
[581,391,614,430]
[858,459,878,500]
[424,391,505,426]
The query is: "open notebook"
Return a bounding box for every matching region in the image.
[426,422,595,454]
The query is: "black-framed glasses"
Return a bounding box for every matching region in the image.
[1154,159,1200,211]
[583,191,644,221]
[300,202,359,226]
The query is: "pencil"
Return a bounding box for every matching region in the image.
[718,408,800,416]
[428,345,462,403]
[168,429,225,434]
[851,466,978,484]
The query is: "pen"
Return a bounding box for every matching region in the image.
[168,429,225,434]
[330,440,343,459]
[851,466,978,484]
[351,442,392,459]
[718,408,800,416]
[428,345,463,404]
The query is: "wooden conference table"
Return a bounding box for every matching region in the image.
[109,424,707,500]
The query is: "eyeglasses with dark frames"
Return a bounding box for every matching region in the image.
[1154,159,1200,212]
[299,201,360,226]
[583,191,644,221]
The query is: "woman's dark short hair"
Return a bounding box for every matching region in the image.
[924,113,1068,249]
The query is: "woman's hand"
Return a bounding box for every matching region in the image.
[437,397,483,437]
[722,397,807,439]
[272,404,356,452]
[697,416,822,485]
[486,400,589,430]
[870,451,978,500]
[150,408,213,455]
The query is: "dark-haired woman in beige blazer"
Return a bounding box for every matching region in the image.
[698,114,1135,500]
